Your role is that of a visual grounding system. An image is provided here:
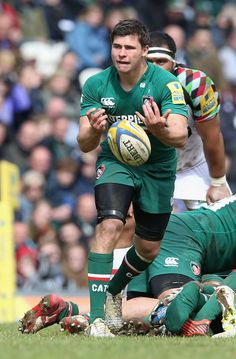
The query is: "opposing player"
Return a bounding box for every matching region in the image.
[146,31,231,210]
[77,19,188,336]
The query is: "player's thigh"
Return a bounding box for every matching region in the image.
[95,157,135,222]
[135,161,176,213]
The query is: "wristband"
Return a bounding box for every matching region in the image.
[211,175,227,187]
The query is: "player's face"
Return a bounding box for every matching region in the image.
[146,56,174,72]
[111,34,148,73]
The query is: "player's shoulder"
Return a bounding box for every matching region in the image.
[174,64,214,84]
[83,66,115,87]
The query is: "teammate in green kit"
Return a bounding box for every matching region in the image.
[77,18,188,336]
[124,195,236,336]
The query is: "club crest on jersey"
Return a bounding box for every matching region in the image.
[96,164,105,179]
[190,261,201,276]
[167,81,185,104]
[101,97,115,108]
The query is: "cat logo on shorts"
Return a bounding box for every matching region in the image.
[96,164,105,179]
[166,81,185,104]
[190,261,201,276]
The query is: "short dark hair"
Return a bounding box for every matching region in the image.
[149,31,176,54]
[111,18,150,47]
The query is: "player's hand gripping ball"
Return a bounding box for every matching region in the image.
[107,120,151,166]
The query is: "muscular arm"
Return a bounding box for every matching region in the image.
[77,108,108,153]
[152,112,188,148]
[196,115,231,203]
[196,116,225,177]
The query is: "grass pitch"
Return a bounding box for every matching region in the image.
[1,323,236,359]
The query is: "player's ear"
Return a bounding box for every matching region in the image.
[143,45,149,58]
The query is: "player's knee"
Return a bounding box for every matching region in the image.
[98,217,124,237]
[135,238,161,261]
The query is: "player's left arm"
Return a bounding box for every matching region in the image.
[136,102,188,148]
[196,115,231,204]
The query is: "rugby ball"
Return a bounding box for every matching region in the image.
[107,120,151,166]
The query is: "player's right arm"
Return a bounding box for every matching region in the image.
[77,76,108,153]
[77,108,108,153]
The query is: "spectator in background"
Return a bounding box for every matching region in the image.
[16,64,43,119]
[218,28,236,87]
[37,69,80,120]
[27,145,57,195]
[164,0,194,33]
[44,96,67,120]
[18,170,45,223]
[42,0,75,42]
[186,27,227,91]
[0,49,17,77]
[75,192,97,243]
[39,116,75,165]
[2,120,39,173]
[58,220,83,248]
[0,1,20,29]
[164,24,190,65]
[57,51,79,89]
[15,0,49,41]
[14,221,38,288]
[32,114,53,142]
[0,12,22,49]
[75,150,99,197]
[34,238,65,291]
[46,157,79,228]
[214,2,236,48]
[29,199,55,246]
[27,145,53,176]
[65,4,110,72]
[0,75,15,126]
[62,243,88,290]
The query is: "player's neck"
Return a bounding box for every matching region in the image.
[118,61,148,91]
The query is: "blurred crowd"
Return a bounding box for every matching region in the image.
[1,0,236,293]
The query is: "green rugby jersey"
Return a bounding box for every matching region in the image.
[80,62,188,163]
[168,195,236,274]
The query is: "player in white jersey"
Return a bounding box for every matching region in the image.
[146,31,231,210]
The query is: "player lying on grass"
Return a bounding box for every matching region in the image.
[19,195,236,336]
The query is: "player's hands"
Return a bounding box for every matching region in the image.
[86,107,108,132]
[206,184,231,205]
[136,100,171,135]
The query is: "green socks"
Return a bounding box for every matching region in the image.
[108,245,152,296]
[88,252,113,322]
[165,281,206,333]
[57,301,79,322]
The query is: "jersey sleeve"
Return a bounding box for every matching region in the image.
[158,73,189,118]
[80,76,102,117]
[177,67,220,123]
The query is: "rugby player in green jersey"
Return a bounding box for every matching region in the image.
[77,18,188,336]
[124,195,236,337]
